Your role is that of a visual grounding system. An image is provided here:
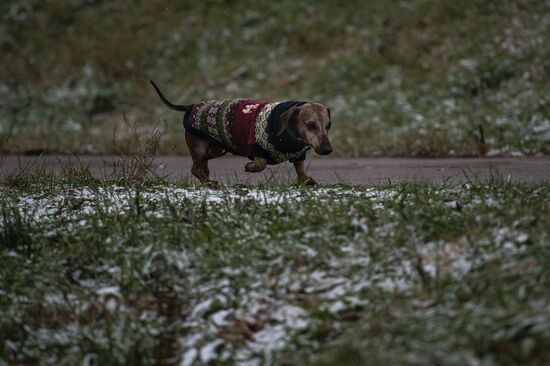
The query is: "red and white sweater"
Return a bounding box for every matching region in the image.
[183,99,308,164]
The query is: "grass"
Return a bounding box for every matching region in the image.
[1,0,549,156]
[1,163,549,365]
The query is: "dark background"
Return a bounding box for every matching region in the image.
[1,0,549,156]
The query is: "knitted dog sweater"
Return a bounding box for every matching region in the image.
[183,99,308,164]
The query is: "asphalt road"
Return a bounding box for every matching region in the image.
[1,155,549,185]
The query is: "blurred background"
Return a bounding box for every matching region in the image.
[1,0,549,157]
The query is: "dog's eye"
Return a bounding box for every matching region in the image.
[307,122,318,131]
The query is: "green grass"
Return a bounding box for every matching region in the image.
[1,166,549,365]
[1,0,549,156]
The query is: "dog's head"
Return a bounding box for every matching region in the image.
[278,103,332,155]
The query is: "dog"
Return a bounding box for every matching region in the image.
[150,80,332,185]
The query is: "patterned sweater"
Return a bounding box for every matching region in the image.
[183,99,309,164]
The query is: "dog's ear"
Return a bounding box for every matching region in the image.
[277,106,301,137]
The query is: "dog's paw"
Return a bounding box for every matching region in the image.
[245,161,263,173]
[297,176,317,186]
[206,179,220,188]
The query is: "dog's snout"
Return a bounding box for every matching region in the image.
[320,140,332,155]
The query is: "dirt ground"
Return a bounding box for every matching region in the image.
[1,155,549,185]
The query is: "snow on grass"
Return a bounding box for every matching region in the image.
[1,183,546,365]
[0,185,416,363]
[175,231,524,364]
[2,186,397,225]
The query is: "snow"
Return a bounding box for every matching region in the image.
[96,286,121,297]
[1,184,534,364]
[190,298,215,318]
[180,348,198,366]
[200,340,223,364]
[211,309,232,327]
[2,186,397,231]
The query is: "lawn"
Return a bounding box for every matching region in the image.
[2,0,550,364]
[1,165,549,365]
[1,0,549,156]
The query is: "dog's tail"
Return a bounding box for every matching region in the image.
[149,80,190,112]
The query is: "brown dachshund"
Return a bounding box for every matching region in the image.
[151,81,332,185]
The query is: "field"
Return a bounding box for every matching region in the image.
[2,0,550,364]
[1,0,550,156]
[1,161,550,365]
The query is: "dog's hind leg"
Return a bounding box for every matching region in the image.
[191,159,210,183]
[186,131,223,185]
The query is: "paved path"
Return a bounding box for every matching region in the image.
[1,155,549,185]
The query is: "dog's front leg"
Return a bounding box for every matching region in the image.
[244,157,268,173]
[293,160,317,185]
